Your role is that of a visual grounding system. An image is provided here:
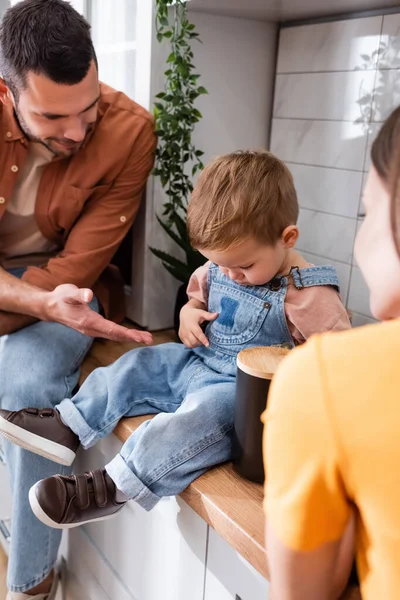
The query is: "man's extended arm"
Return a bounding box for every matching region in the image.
[0,269,152,343]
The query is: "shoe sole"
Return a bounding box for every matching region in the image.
[29,482,124,529]
[0,415,76,466]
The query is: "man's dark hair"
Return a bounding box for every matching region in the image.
[0,0,97,99]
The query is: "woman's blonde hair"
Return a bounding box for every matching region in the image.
[187,150,299,251]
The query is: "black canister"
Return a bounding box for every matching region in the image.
[232,346,289,483]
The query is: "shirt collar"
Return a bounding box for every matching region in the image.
[2,102,25,142]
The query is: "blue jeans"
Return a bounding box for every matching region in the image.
[58,343,236,510]
[0,268,99,592]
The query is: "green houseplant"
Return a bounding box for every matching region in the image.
[150,0,208,330]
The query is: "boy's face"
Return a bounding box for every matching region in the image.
[355,166,400,320]
[199,234,296,286]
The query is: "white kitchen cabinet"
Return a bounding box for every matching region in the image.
[204,529,269,600]
[67,527,133,600]
[0,441,12,556]
[65,434,208,600]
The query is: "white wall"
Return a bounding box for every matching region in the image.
[131,12,278,330]
[189,12,278,164]
[271,13,400,327]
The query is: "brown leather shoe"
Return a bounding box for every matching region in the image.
[29,469,127,529]
[0,408,79,466]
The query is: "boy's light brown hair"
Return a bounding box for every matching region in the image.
[187,150,299,251]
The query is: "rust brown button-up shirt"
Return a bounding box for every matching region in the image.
[0,83,156,321]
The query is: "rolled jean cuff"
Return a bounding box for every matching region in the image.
[57,398,100,449]
[105,453,161,511]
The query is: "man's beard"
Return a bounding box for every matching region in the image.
[13,105,89,158]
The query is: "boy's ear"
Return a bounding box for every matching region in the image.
[281,225,299,248]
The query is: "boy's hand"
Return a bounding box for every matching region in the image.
[179,301,218,348]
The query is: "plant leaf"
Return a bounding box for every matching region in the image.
[156,216,191,252]
[171,213,189,243]
[162,262,190,284]
[149,247,188,272]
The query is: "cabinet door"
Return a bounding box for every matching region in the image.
[67,528,132,600]
[204,528,269,600]
[0,442,12,555]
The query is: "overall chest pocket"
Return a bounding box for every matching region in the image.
[206,282,271,346]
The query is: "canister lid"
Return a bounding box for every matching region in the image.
[237,346,290,380]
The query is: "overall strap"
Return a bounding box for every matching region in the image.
[289,265,339,291]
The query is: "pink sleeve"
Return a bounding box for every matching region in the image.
[285,286,351,345]
[186,261,211,306]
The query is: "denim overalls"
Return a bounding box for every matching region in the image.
[58,264,339,510]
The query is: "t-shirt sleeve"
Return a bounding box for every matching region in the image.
[286,285,351,345]
[186,261,211,305]
[262,336,351,551]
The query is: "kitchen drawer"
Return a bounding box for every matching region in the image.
[67,527,132,600]
[204,528,269,600]
[71,434,208,600]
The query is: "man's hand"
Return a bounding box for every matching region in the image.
[179,299,218,348]
[42,284,153,344]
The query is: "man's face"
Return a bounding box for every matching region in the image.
[11,60,100,157]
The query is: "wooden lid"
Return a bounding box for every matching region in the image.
[237,346,290,380]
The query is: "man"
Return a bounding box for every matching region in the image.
[0,0,156,597]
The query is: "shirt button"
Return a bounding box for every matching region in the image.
[6,132,12,138]
[264,302,271,309]
[0,197,5,204]
[11,165,18,173]
[120,216,127,223]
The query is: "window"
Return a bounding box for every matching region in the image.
[87,0,137,99]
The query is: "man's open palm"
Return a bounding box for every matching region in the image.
[45,284,153,344]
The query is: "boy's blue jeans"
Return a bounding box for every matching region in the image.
[58,343,236,510]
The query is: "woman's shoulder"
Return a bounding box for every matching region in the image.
[277,319,400,388]
[318,318,400,356]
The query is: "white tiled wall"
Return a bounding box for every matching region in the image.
[271,13,400,326]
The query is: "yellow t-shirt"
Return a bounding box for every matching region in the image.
[262,319,400,600]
